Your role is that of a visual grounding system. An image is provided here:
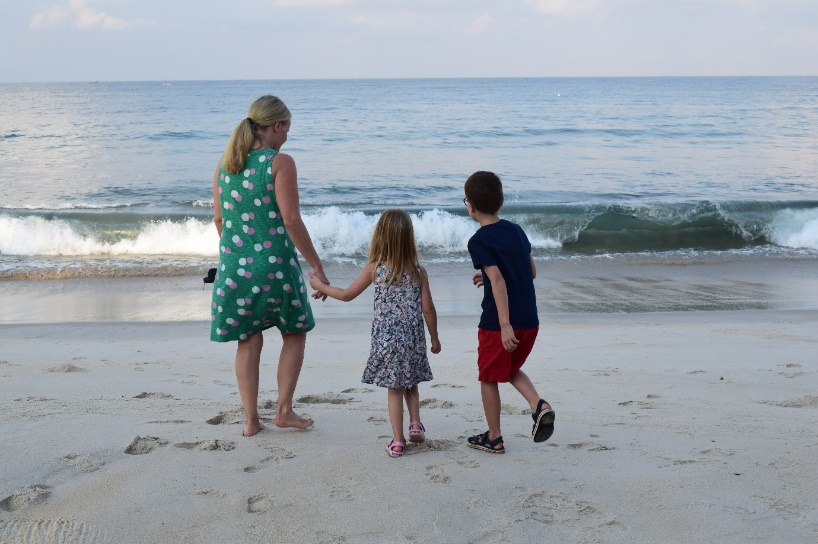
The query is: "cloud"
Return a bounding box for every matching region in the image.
[465,14,494,34]
[525,0,598,16]
[347,11,424,30]
[30,0,131,31]
[276,0,364,6]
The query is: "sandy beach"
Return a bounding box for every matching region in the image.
[1,260,817,543]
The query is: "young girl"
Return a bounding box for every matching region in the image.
[309,209,441,458]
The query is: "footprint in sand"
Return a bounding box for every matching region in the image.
[431,383,465,389]
[425,464,450,483]
[46,363,84,373]
[147,419,191,424]
[419,398,454,409]
[0,519,106,543]
[517,491,624,531]
[501,404,529,415]
[367,416,388,425]
[174,440,235,451]
[760,396,818,408]
[243,446,295,473]
[329,487,354,501]
[124,436,168,455]
[342,387,374,394]
[247,494,271,514]
[133,392,174,399]
[61,454,105,473]
[296,393,353,404]
[407,439,457,454]
[0,485,52,512]
[567,442,614,452]
[445,450,481,468]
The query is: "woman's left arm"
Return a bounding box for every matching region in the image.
[272,153,328,285]
[212,165,223,237]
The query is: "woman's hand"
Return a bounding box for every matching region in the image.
[308,271,330,301]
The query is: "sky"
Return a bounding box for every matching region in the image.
[1,0,817,82]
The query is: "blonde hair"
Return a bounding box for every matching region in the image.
[221,95,292,174]
[368,209,422,286]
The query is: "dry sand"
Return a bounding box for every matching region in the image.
[1,267,818,543]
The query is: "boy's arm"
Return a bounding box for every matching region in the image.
[308,263,374,302]
[482,265,519,352]
[419,267,441,354]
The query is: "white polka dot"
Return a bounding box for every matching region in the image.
[231,190,239,198]
[241,213,250,221]
[217,306,223,312]
[237,268,245,276]
[226,318,234,324]
[225,176,230,183]
[237,309,246,315]
[244,169,250,177]
[225,220,232,228]
[255,243,262,251]
[252,286,261,293]
[254,199,261,206]
[237,299,245,306]
[277,227,285,234]
[239,258,247,266]
[276,271,284,279]
[259,156,266,162]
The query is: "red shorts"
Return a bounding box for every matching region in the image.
[477,327,539,382]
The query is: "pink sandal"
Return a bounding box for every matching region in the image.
[386,440,405,458]
[408,421,426,443]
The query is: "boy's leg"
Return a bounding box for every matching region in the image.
[509,370,544,412]
[404,385,421,423]
[480,381,502,441]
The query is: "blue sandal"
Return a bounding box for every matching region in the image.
[467,431,505,454]
[532,399,555,443]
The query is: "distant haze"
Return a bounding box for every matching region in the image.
[2,0,817,82]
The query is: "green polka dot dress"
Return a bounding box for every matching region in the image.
[210,149,315,341]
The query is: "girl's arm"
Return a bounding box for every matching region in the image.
[212,166,223,237]
[273,153,328,286]
[309,263,375,302]
[420,267,441,354]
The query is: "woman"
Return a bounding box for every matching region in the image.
[210,95,329,437]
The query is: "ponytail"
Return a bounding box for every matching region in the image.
[220,95,292,175]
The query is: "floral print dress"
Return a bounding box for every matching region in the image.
[362,264,434,388]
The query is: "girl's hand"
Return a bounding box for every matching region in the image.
[472,273,484,288]
[430,338,441,354]
[308,271,330,300]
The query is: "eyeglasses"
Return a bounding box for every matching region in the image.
[463,197,469,206]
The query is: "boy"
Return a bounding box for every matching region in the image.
[463,171,555,454]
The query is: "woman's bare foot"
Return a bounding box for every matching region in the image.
[242,420,266,437]
[275,409,314,430]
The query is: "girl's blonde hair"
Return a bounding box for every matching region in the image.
[368,209,422,285]
[221,95,292,174]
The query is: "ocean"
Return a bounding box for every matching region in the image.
[1,77,817,281]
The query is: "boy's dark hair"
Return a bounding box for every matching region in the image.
[464,171,503,215]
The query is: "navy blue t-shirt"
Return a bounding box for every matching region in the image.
[467,219,538,330]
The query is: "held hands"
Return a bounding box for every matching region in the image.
[308,271,330,301]
[500,324,519,352]
[472,273,484,288]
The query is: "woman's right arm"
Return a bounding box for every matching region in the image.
[212,166,223,237]
[272,153,329,285]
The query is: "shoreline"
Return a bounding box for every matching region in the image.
[1,253,817,324]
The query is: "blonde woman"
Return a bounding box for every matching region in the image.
[211,95,329,437]
[309,209,441,457]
